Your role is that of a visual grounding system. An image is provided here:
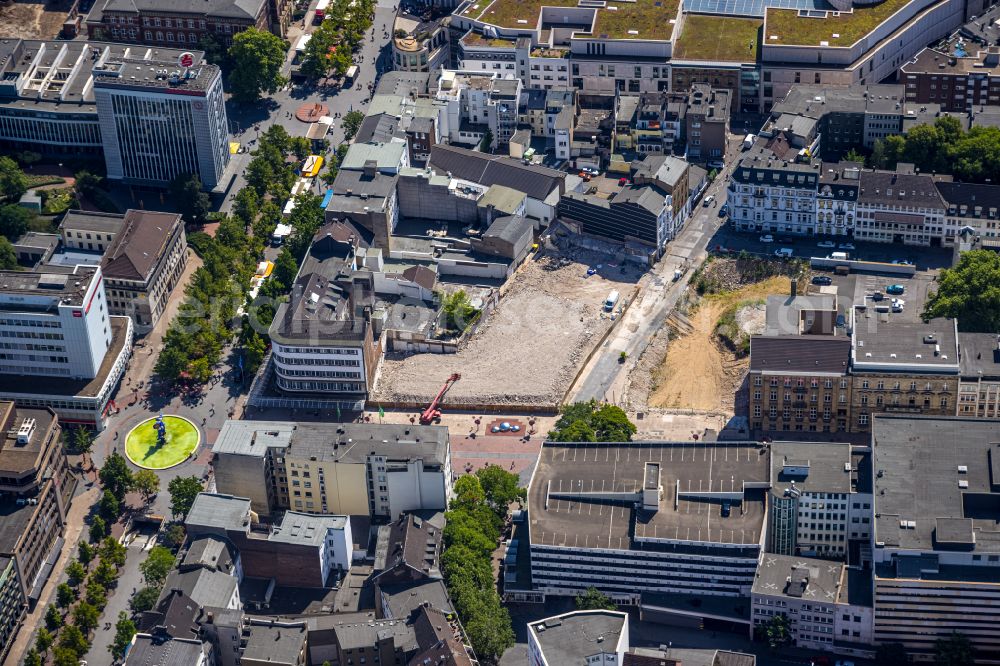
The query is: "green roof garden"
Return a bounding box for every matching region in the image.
[673,14,761,62]
[461,31,518,47]
[591,0,681,40]
[472,0,578,29]
[764,0,913,47]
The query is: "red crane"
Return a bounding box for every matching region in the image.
[420,373,461,425]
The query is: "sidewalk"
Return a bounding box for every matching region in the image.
[2,485,99,666]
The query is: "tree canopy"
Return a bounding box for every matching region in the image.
[871,117,1000,182]
[228,28,289,103]
[99,451,134,501]
[0,157,28,201]
[168,475,203,519]
[575,587,616,611]
[549,400,637,442]
[168,173,212,226]
[935,632,976,666]
[924,250,1000,332]
[140,546,176,586]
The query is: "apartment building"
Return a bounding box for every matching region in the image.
[729,147,821,237]
[558,183,676,259]
[0,403,75,659]
[768,441,871,559]
[618,91,686,156]
[267,226,379,400]
[685,83,729,163]
[86,0,292,46]
[513,441,768,621]
[901,4,1000,113]
[871,416,1000,662]
[629,155,691,239]
[957,333,1000,419]
[934,181,1000,246]
[456,34,572,92]
[748,335,852,435]
[519,88,575,161]
[436,70,523,150]
[528,611,629,666]
[211,421,452,519]
[185,492,353,587]
[59,211,124,253]
[850,316,960,433]
[391,11,450,73]
[853,170,947,246]
[0,266,132,430]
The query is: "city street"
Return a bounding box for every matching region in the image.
[219,0,399,214]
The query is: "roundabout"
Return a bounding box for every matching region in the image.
[125,415,201,470]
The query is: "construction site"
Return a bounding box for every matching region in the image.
[0,0,75,39]
[373,248,642,409]
[627,255,805,414]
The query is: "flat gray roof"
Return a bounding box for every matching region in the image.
[872,415,1000,553]
[958,332,1000,379]
[752,553,845,603]
[124,635,205,666]
[852,317,959,373]
[529,442,769,550]
[243,623,307,665]
[268,511,347,547]
[185,493,251,532]
[529,611,627,664]
[212,421,449,467]
[770,441,855,496]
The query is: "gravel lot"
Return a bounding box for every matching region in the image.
[375,251,639,407]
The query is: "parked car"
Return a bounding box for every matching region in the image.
[775,247,793,258]
[721,500,732,517]
[892,258,913,265]
[718,204,729,217]
[811,275,833,286]
[892,304,904,313]
[759,234,774,243]
[703,194,716,207]
[707,159,725,170]
[817,240,836,248]
[892,298,906,307]
[838,242,855,250]
[836,314,846,327]
[871,292,885,302]
[886,284,905,295]
[835,661,855,666]
[584,166,600,175]
[618,177,629,186]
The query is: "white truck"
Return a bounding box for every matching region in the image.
[271,223,293,246]
[743,133,756,150]
[830,251,849,261]
[603,290,620,311]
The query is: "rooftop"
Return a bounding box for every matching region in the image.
[764,0,914,47]
[750,335,850,374]
[770,441,856,496]
[528,442,769,550]
[753,554,846,603]
[0,315,130,398]
[161,568,238,610]
[0,265,98,307]
[463,0,679,40]
[185,492,252,533]
[872,415,1000,553]
[123,634,205,666]
[212,421,450,467]
[60,210,126,235]
[242,622,307,665]
[528,611,628,664]
[268,511,348,547]
[958,333,1000,379]
[0,403,56,479]
[673,15,762,62]
[858,170,945,208]
[429,144,565,201]
[851,317,959,372]
[102,210,183,282]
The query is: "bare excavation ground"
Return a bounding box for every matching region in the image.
[0,0,74,39]
[629,256,806,413]
[374,249,643,407]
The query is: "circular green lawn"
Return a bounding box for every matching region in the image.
[125,416,200,470]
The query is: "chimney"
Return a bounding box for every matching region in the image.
[791,279,798,297]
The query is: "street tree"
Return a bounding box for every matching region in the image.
[89,515,108,542]
[34,627,53,655]
[0,157,28,201]
[99,489,120,524]
[46,602,65,629]
[92,558,118,588]
[875,642,909,666]
[228,28,289,103]
[764,614,791,648]
[935,632,976,666]
[99,451,134,501]
[549,400,636,442]
[924,249,1000,332]
[58,625,89,657]
[100,537,128,568]
[342,110,365,141]
[72,602,100,633]
[168,476,203,519]
[164,523,187,550]
[575,587,616,611]
[140,545,176,586]
[52,647,82,666]
[85,579,107,609]
[131,469,160,504]
[110,611,137,660]
[77,541,95,566]
[130,586,161,613]
[169,173,212,226]
[56,583,75,608]
[66,561,86,587]
[24,648,42,666]
[475,465,525,519]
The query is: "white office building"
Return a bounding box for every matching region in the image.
[0,266,132,429]
[94,52,230,190]
[0,40,230,190]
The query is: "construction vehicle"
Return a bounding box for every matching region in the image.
[420,373,461,424]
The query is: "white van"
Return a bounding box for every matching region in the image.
[775,247,793,258]
[743,133,756,150]
[603,290,620,311]
[830,251,849,261]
